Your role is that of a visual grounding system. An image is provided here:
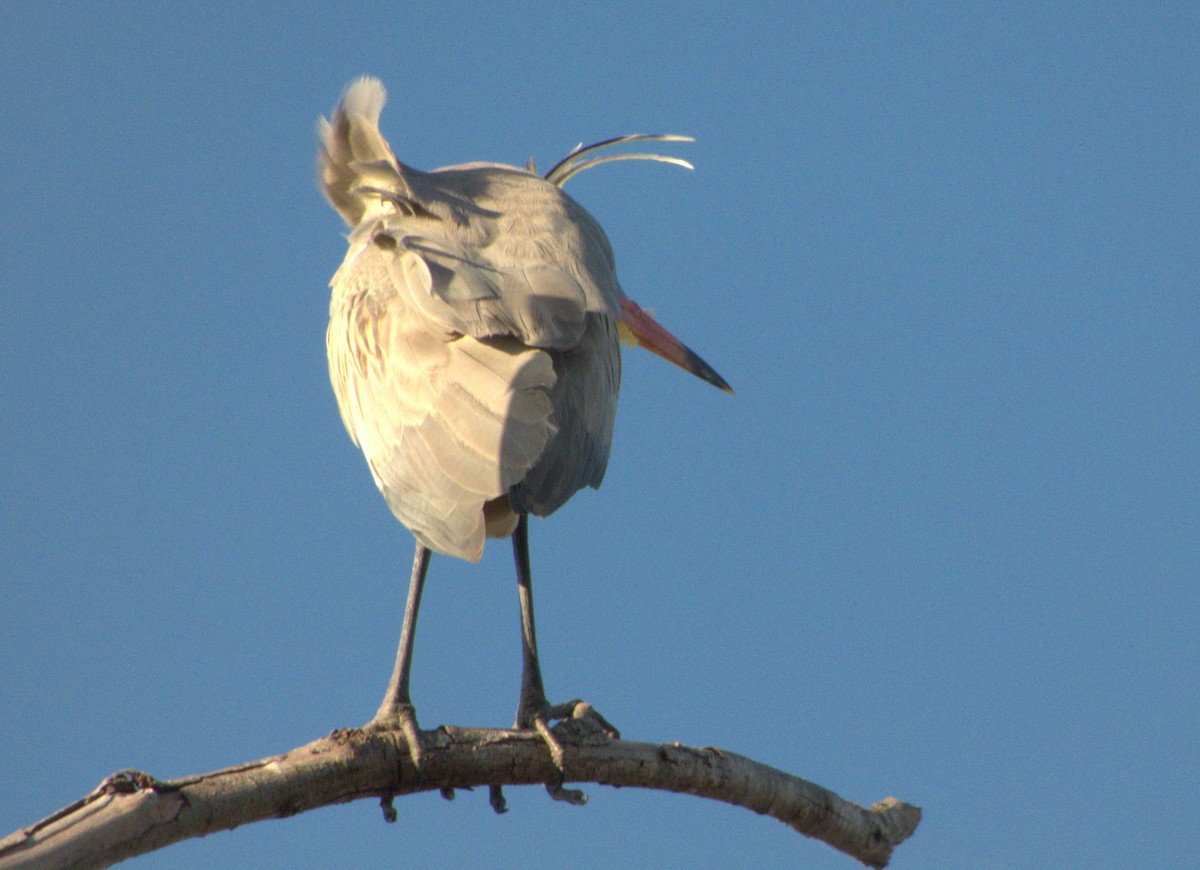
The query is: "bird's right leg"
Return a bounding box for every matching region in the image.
[508,516,619,806]
[365,541,431,768]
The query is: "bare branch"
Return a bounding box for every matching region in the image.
[0,719,920,869]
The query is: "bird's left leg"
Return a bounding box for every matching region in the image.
[364,542,431,770]
[510,515,618,804]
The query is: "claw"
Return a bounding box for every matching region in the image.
[379,793,398,823]
[545,779,588,805]
[489,784,509,814]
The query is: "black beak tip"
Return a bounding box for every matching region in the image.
[684,347,734,395]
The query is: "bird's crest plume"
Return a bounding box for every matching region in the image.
[543,134,695,188]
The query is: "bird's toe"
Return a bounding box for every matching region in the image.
[364,703,426,769]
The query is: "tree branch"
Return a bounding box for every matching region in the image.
[0,716,920,869]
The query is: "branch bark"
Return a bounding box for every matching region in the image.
[0,717,920,869]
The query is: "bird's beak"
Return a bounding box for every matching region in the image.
[619,297,733,394]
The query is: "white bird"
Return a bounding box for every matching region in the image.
[319,76,730,782]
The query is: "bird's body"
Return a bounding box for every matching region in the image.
[325,154,621,560]
[319,77,728,772]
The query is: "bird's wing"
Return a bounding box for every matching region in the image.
[333,213,619,530]
[328,236,558,561]
[509,314,620,516]
[385,227,593,351]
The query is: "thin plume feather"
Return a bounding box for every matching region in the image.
[544,134,695,188]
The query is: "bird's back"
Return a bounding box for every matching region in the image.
[320,78,621,561]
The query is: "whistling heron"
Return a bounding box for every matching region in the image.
[319,76,730,789]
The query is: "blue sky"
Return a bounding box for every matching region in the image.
[1,4,1195,868]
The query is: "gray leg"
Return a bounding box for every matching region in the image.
[366,541,430,766]
[511,515,594,805]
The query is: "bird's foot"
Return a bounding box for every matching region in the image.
[515,698,620,805]
[516,697,620,737]
[364,702,426,771]
[560,701,621,742]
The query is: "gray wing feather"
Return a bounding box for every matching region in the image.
[396,233,592,348]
